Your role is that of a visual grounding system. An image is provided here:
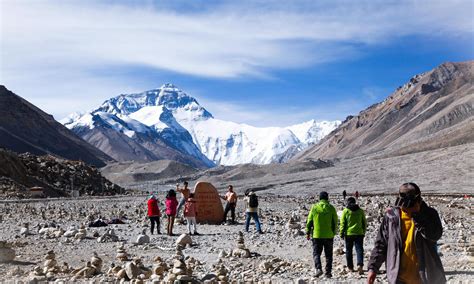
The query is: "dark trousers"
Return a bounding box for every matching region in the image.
[345,235,364,269]
[312,238,334,275]
[149,216,160,234]
[223,202,236,223]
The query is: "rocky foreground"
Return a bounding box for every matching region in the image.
[0,194,472,283]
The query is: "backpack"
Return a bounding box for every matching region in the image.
[248,194,258,208]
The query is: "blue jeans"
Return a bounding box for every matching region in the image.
[175,198,186,217]
[245,212,261,232]
[345,235,364,269]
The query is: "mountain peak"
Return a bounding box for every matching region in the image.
[94,84,213,119]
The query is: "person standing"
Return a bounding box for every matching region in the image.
[147,194,161,234]
[184,193,199,235]
[340,197,366,274]
[355,191,360,199]
[165,190,178,236]
[221,185,238,224]
[367,183,446,284]
[306,191,338,278]
[176,181,190,219]
[244,191,262,233]
[342,190,347,200]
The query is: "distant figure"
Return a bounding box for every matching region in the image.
[306,191,338,278]
[147,194,161,234]
[221,185,238,224]
[165,190,178,236]
[340,197,366,274]
[244,191,262,233]
[367,183,446,284]
[176,181,190,219]
[184,193,199,235]
[342,190,347,200]
[355,191,360,199]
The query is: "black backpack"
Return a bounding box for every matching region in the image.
[248,194,258,208]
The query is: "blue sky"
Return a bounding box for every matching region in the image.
[1,0,473,126]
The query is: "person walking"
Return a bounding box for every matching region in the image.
[184,193,199,235]
[147,194,161,234]
[176,181,190,220]
[306,191,338,278]
[355,191,360,199]
[165,190,178,236]
[221,185,238,224]
[367,183,446,284]
[244,191,262,233]
[342,190,347,200]
[340,197,366,274]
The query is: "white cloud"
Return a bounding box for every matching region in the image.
[1,0,472,124]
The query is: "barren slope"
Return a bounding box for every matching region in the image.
[295,61,474,160]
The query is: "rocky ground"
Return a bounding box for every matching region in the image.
[0,193,472,283]
[0,149,124,198]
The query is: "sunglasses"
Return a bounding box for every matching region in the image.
[395,193,420,208]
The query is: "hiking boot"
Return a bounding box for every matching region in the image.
[347,267,354,272]
[258,231,264,234]
[315,269,323,277]
[325,273,332,278]
[358,265,364,275]
[193,232,200,236]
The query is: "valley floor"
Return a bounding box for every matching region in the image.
[0,194,472,283]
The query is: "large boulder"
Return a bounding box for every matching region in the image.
[193,182,224,224]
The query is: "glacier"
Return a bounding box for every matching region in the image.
[62,84,340,166]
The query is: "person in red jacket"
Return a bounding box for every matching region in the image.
[165,189,179,236]
[147,194,161,234]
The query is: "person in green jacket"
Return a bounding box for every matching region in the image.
[306,191,338,278]
[340,197,367,275]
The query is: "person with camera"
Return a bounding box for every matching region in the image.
[367,183,446,284]
[244,191,262,234]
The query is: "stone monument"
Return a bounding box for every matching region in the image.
[193,182,224,224]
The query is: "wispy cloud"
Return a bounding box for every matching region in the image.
[198,97,367,127]
[1,0,472,122]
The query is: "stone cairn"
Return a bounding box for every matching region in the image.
[135,229,150,245]
[116,242,129,262]
[29,250,61,281]
[0,241,15,263]
[115,257,152,281]
[19,222,30,236]
[98,229,119,243]
[213,260,229,283]
[232,231,251,258]
[150,256,168,280]
[74,224,87,240]
[165,244,193,282]
[72,252,102,278]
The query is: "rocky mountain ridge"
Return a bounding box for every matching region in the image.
[0,86,112,167]
[296,61,474,160]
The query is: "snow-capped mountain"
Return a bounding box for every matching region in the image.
[62,84,340,166]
